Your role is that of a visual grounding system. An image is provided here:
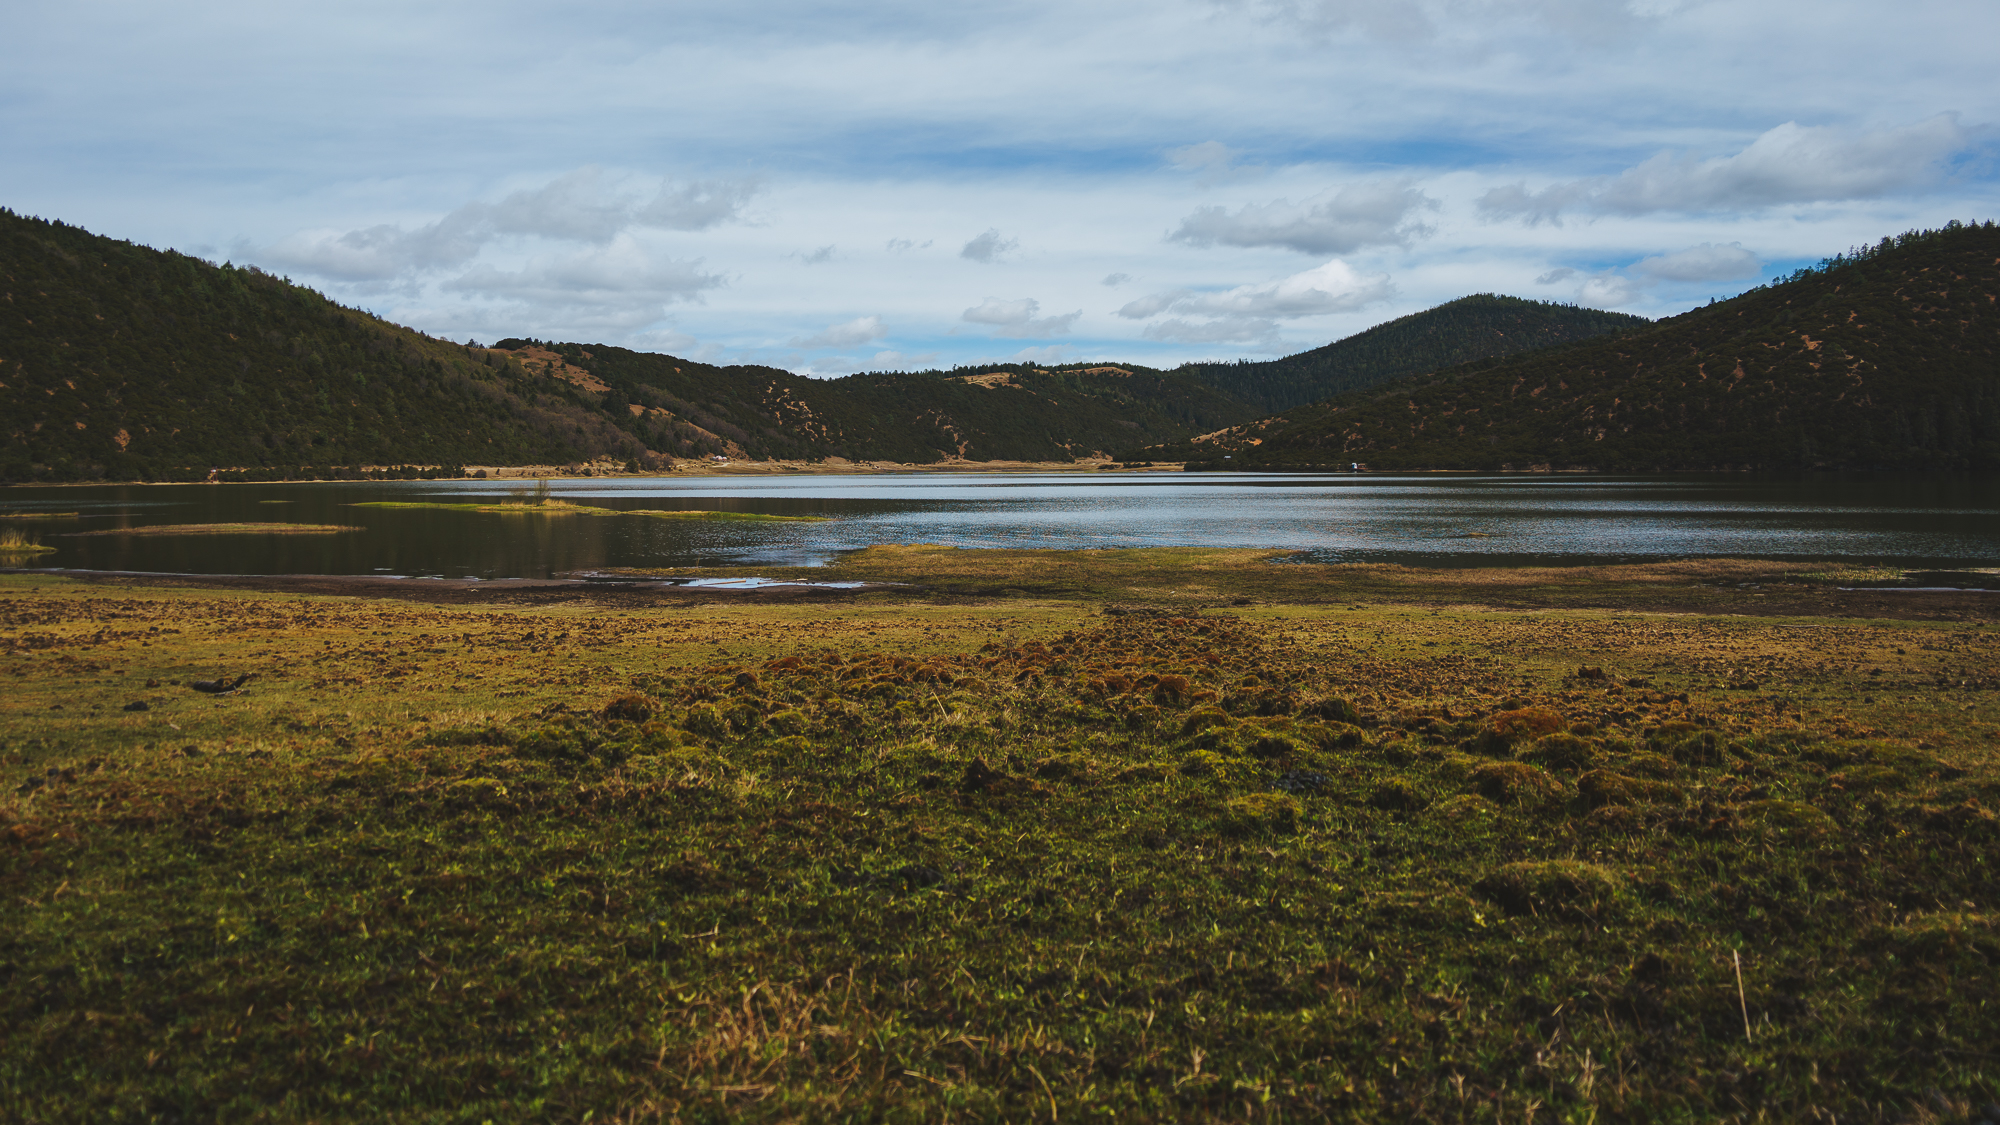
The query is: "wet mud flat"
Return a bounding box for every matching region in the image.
[3,552,1998,1121]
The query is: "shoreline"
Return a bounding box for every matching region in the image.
[17,556,2000,623]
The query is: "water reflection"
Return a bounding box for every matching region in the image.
[0,472,1994,578]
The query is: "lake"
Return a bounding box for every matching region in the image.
[3,472,1997,579]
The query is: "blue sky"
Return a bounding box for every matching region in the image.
[4,0,1996,374]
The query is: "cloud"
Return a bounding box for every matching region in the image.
[1631,242,1761,282]
[440,235,725,311]
[1010,345,1075,364]
[869,349,938,368]
[256,212,489,282]
[1577,272,1645,308]
[1566,240,1762,307]
[1141,317,1284,348]
[960,228,1019,262]
[885,238,932,253]
[1101,272,1133,287]
[1169,179,1437,254]
[1235,0,1670,46]
[1480,115,1975,224]
[962,297,1039,326]
[788,315,888,348]
[794,245,837,264]
[634,179,759,231]
[1115,289,1194,319]
[961,296,1081,338]
[1119,260,1393,322]
[1533,267,1576,285]
[1166,140,1264,185]
[253,169,757,282]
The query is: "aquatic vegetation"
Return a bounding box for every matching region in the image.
[0,528,56,554]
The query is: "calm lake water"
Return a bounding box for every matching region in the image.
[3,472,1997,579]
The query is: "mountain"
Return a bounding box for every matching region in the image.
[0,210,649,481]
[0,208,1252,480]
[1169,220,2000,472]
[487,341,1257,465]
[19,205,1988,482]
[1173,294,1648,414]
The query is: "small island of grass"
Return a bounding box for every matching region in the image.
[0,529,57,554]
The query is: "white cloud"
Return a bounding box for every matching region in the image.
[869,349,938,368]
[1101,272,1133,286]
[484,167,636,243]
[1577,272,1645,308]
[1533,267,1576,285]
[634,179,759,231]
[1480,115,1976,223]
[1141,316,1284,348]
[1010,345,1076,364]
[440,235,725,310]
[1183,259,1394,316]
[1119,259,1393,322]
[253,169,757,282]
[1236,0,1671,46]
[788,315,888,348]
[885,238,932,253]
[1632,241,1761,282]
[256,213,488,282]
[1115,289,1195,319]
[960,228,1019,262]
[962,297,1039,325]
[1170,179,1438,254]
[961,296,1081,338]
[794,244,837,264]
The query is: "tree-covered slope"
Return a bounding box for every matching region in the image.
[1185,221,2000,472]
[0,207,1257,479]
[0,209,654,480]
[510,342,1257,464]
[1175,294,1649,414]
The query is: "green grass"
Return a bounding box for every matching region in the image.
[2,563,1998,1122]
[0,528,57,554]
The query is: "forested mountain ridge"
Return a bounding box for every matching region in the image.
[0,208,1253,479]
[16,205,1991,481]
[0,209,649,480]
[1167,220,2000,472]
[1174,294,1649,414]
[491,342,1258,465]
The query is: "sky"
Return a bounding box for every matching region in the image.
[4,1,1996,376]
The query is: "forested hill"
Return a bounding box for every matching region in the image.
[489,343,1256,465]
[1174,295,1649,414]
[0,208,1250,480]
[0,210,654,480]
[1170,220,2000,472]
[17,205,1990,481]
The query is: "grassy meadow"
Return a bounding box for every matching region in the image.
[3,550,1998,1123]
